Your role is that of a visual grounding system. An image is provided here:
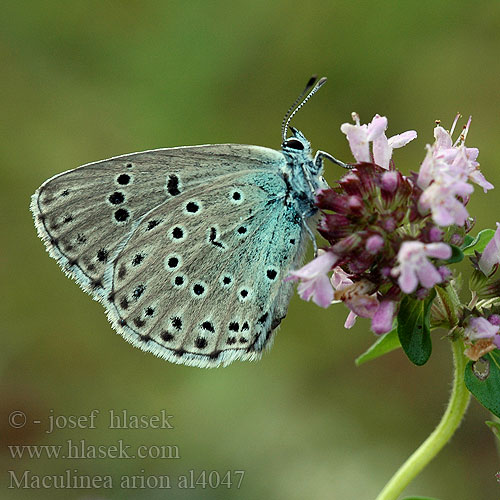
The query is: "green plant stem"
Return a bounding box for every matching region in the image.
[375,340,470,500]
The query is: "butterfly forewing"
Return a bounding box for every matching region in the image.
[31,145,282,292]
[31,144,309,367]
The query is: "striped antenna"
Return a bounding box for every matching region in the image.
[282,76,327,142]
[281,76,318,141]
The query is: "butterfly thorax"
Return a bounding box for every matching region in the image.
[280,130,326,217]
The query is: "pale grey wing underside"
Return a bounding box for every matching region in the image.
[107,171,309,367]
[31,145,283,293]
[31,144,309,367]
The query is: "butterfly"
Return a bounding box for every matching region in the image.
[30,76,347,368]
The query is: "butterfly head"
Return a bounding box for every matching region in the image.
[281,127,311,155]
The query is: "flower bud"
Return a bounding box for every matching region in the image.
[429,226,443,242]
[366,234,385,254]
[332,234,363,255]
[380,171,400,193]
[438,266,452,281]
[488,314,500,326]
[381,217,397,232]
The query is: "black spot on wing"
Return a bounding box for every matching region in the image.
[147,220,160,230]
[117,174,130,185]
[133,317,145,328]
[97,249,108,262]
[133,284,145,299]
[132,253,144,266]
[161,331,174,342]
[109,192,125,205]
[172,317,182,330]
[114,208,129,222]
[118,264,127,279]
[172,227,183,239]
[209,227,224,248]
[266,270,277,280]
[186,202,199,213]
[195,337,208,349]
[167,175,181,196]
[201,321,215,332]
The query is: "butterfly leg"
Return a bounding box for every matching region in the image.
[300,163,320,197]
[314,151,352,170]
[297,203,319,257]
[302,218,318,257]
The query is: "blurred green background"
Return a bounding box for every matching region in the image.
[2,1,500,498]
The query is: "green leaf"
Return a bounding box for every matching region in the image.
[461,234,475,248]
[445,244,464,264]
[464,350,500,419]
[462,229,495,256]
[485,420,500,441]
[397,290,436,366]
[355,328,401,366]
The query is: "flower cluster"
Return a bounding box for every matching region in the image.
[288,113,500,359]
[284,107,500,498]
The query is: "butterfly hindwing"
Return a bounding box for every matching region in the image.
[108,169,308,367]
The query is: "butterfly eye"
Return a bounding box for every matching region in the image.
[283,139,305,151]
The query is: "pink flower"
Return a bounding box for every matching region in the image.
[417,145,441,190]
[391,241,452,293]
[488,316,500,348]
[331,266,354,289]
[286,251,338,308]
[444,144,493,193]
[340,113,385,163]
[344,311,358,329]
[494,335,500,349]
[479,222,500,275]
[333,276,377,315]
[464,316,500,341]
[376,130,418,170]
[417,117,493,227]
[331,272,395,334]
[346,294,380,318]
[418,180,473,226]
[340,113,416,169]
[371,300,396,335]
[336,284,395,334]
[331,270,377,326]
[330,267,360,328]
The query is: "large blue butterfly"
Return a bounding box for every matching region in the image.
[30,76,346,367]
